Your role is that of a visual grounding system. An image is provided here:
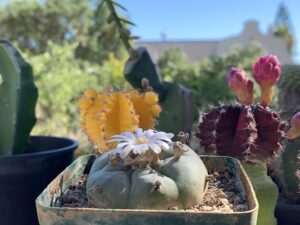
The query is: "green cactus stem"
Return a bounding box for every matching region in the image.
[86,142,208,209]
[242,163,278,225]
[124,47,197,134]
[275,140,300,203]
[124,47,166,100]
[0,40,38,155]
[278,64,300,119]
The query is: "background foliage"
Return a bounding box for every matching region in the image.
[158,43,266,109]
[0,0,286,153]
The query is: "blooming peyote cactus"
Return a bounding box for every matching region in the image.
[197,54,285,163]
[78,85,161,153]
[86,128,208,209]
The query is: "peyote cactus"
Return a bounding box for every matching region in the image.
[197,54,285,163]
[78,85,161,153]
[0,40,38,155]
[86,128,208,209]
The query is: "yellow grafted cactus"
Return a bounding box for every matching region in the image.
[130,91,161,129]
[78,89,161,152]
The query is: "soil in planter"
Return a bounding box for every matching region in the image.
[57,170,248,212]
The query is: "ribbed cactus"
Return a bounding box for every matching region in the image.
[196,54,288,225]
[0,40,38,155]
[197,55,285,163]
[278,64,300,119]
[197,104,285,163]
[276,112,300,203]
[78,88,161,153]
[86,129,208,209]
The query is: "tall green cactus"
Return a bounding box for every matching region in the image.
[124,47,197,134]
[276,65,300,203]
[278,64,300,119]
[0,40,38,155]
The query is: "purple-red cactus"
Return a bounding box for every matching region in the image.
[227,67,254,105]
[197,104,285,163]
[253,55,281,107]
[287,112,300,140]
[196,54,288,163]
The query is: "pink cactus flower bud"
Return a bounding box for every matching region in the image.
[252,55,281,107]
[287,112,300,140]
[227,67,254,105]
[253,55,281,85]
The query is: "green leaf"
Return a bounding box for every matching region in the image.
[112,1,127,11]
[120,18,136,26]
[128,36,140,40]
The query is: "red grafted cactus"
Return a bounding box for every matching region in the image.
[227,67,254,105]
[253,55,281,107]
[197,104,285,163]
[197,55,286,163]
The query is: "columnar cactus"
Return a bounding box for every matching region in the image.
[78,87,161,152]
[0,40,38,155]
[197,54,285,163]
[278,112,300,203]
[86,129,208,209]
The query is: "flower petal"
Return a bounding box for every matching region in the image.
[120,145,133,159]
[149,143,161,154]
[152,140,170,150]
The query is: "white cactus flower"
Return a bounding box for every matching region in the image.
[109,128,174,159]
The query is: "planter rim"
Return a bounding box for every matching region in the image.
[0,135,78,159]
[37,154,259,216]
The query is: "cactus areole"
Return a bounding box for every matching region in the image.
[86,128,208,209]
[196,55,300,164]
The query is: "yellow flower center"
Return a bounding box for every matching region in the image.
[135,136,149,145]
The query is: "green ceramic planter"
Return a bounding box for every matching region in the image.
[36,155,258,225]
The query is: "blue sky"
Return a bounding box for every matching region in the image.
[0,0,299,62]
[123,0,300,63]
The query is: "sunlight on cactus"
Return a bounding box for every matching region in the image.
[78,89,161,153]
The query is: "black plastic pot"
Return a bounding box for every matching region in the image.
[275,199,300,225]
[0,136,78,225]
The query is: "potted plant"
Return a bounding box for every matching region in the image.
[0,40,78,225]
[196,54,300,225]
[36,84,258,225]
